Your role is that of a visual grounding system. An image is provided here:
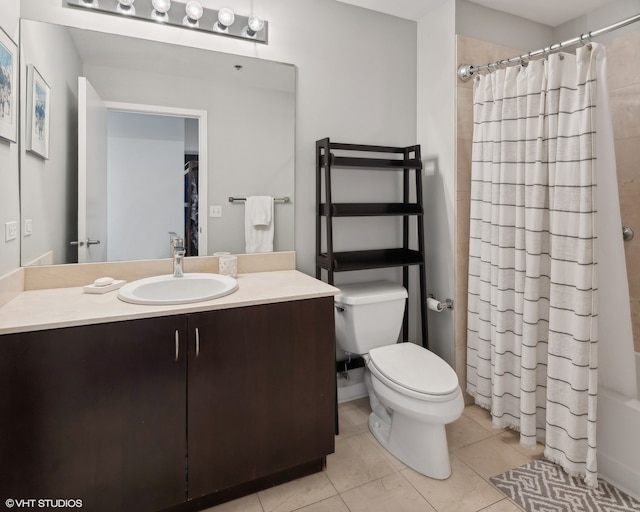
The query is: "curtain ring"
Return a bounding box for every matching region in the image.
[519,56,529,68]
[580,32,593,46]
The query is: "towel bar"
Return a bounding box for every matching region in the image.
[228,196,290,203]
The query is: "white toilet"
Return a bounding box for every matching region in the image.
[335,281,464,479]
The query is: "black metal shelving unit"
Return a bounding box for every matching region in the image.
[315,138,428,349]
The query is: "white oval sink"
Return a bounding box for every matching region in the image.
[117,273,238,305]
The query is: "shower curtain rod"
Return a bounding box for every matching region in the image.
[457,12,640,81]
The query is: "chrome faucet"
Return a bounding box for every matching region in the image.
[169,232,185,278]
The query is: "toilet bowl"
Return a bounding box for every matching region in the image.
[334,281,463,479]
[366,343,464,479]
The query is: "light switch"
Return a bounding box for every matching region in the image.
[24,219,33,237]
[210,205,222,218]
[5,221,17,242]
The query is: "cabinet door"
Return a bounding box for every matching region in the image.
[187,298,336,499]
[0,316,187,512]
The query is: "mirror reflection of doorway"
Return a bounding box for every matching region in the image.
[107,110,197,262]
[78,77,207,263]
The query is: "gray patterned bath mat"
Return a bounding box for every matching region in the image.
[490,459,640,511]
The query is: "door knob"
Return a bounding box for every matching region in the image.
[70,239,101,247]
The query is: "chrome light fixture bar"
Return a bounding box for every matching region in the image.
[66,0,268,44]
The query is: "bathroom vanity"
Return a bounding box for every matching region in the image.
[0,265,337,512]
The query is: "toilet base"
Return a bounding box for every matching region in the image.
[368,409,452,480]
[362,366,460,480]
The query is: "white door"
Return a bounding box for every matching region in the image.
[77,77,108,263]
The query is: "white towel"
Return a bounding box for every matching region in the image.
[247,196,272,226]
[245,196,274,253]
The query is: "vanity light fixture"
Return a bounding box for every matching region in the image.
[215,7,235,32]
[65,0,268,43]
[183,0,203,26]
[151,0,170,21]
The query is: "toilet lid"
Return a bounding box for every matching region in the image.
[368,343,459,396]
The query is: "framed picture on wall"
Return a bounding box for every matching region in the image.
[0,26,18,143]
[26,64,50,159]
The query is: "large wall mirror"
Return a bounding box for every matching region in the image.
[19,19,295,266]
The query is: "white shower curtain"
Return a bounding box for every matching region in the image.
[466,45,606,487]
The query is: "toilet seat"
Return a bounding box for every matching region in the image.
[368,343,460,403]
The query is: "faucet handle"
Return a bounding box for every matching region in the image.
[169,232,185,257]
[170,232,184,249]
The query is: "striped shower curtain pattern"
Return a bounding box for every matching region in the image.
[466,44,603,487]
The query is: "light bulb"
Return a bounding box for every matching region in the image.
[217,8,235,29]
[152,0,170,14]
[184,1,203,25]
[116,0,135,14]
[246,15,264,36]
[248,16,264,32]
[151,0,170,21]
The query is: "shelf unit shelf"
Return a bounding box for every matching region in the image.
[317,249,424,273]
[319,202,423,217]
[319,155,423,170]
[315,137,427,349]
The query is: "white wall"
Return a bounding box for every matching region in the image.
[416,1,456,363]
[553,0,640,41]
[456,0,552,51]
[19,21,82,265]
[414,0,555,364]
[0,0,20,277]
[185,118,198,155]
[20,0,418,278]
[107,111,184,261]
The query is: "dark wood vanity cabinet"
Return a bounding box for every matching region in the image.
[187,298,336,501]
[0,315,188,512]
[0,297,336,512]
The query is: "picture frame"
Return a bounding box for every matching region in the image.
[26,64,51,159]
[0,26,18,143]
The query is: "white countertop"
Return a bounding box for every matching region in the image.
[0,270,339,335]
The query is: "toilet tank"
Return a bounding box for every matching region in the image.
[334,281,408,355]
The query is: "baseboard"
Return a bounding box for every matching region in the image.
[337,367,368,403]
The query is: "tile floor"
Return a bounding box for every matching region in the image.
[204,399,545,512]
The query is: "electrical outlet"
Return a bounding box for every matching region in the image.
[210,205,222,218]
[24,219,33,237]
[5,221,17,242]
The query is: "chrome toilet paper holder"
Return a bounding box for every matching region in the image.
[428,295,454,311]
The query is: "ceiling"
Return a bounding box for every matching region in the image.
[335,0,616,27]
